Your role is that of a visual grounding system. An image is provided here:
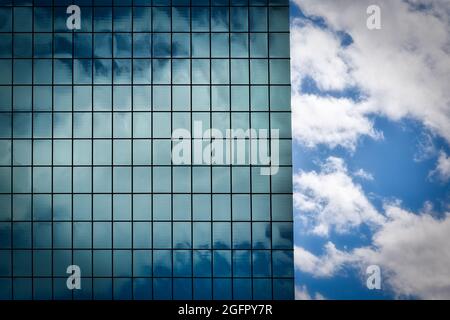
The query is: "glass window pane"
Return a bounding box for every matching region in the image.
[250,7,267,32]
[153,222,171,249]
[193,195,211,221]
[133,7,151,32]
[153,7,171,32]
[192,33,209,57]
[211,7,229,32]
[192,7,210,32]
[153,194,171,220]
[133,167,151,193]
[213,195,230,220]
[173,222,191,249]
[172,33,190,57]
[269,7,289,32]
[211,33,229,58]
[250,34,267,58]
[74,175,91,202]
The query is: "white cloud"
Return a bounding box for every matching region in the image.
[295,209,450,299]
[290,21,353,92]
[292,93,382,150]
[429,151,450,181]
[295,285,326,300]
[291,0,450,148]
[294,157,385,236]
[294,154,450,298]
[294,159,450,299]
[295,205,450,300]
[291,0,450,299]
[353,168,374,181]
[414,132,437,162]
[295,242,356,277]
[355,205,450,299]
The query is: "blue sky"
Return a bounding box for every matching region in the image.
[290,0,450,299]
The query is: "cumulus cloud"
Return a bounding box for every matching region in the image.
[291,93,382,150]
[294,154,450,298]
[295,285,326,300]
[291,0,450,299]
[353,168,374,181]
[291,0,450,148]
[290,21,353,92]
[295,242,356,277]
[356,205,450,299]
[294,156,450,298]
[295,205,450,299]
[429,151,450,181]
[414,131,437,162]
[294,157,385,236]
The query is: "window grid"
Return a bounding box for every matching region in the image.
[130,0,135,300]
[111,0,115,299]
[90,0,95,301]
[0,0,293,300]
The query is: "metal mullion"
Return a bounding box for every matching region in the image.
[31,0,35,301]
[247,0,254,300]
[111,2,114,300]
[8,218,290,223]
[189,1,194,300]
[131,0,135,301]
[90,2,95,301]
[50,0,55,301]
[209,0,214,300]
[10,2,14,300]
[170,2,174,300]
[70,5,75,301]
[0,55,289,59]
[0,31,284,34]
[150,3,154,300]
[266,2,274,299]
[227,1,233,300]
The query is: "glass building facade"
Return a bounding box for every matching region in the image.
[0,0,293,300]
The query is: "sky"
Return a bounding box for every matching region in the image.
[290,0,450,299]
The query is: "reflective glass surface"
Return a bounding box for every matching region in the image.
[0,0,293,300]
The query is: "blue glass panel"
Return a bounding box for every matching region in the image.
[174,250,191,277]
[174,278,192,300]
[113,222,131,248]
[193,250,211,277]
[133,250,152,277]
[153,222,171,249]
[153,278,172,300]
[213,250,231,277]
[153,7,171,32]
[153,250,172,276]
[233,278,252,300]
[253,278,272,300]
[93,278,112,300]
[74,222,92,249]
[133,278,152,300]
[173,222,191,249]
[194,278,212,300]
[133,222,151,249]
[234,250,251,277]
[113,250,132,276]
[93,250,112,276]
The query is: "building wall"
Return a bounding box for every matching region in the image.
[0,0,293,300]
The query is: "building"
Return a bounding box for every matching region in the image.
[0,0,293,300]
